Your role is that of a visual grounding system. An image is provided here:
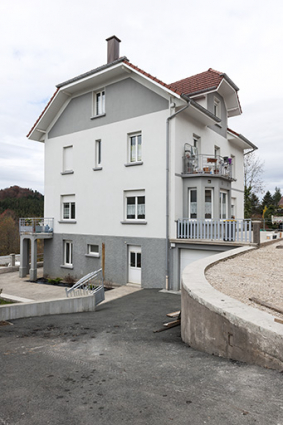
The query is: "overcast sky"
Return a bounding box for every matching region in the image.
[0,0,282,197]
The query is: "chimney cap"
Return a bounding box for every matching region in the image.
[106,35,121,42]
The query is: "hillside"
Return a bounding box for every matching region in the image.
[0,186,44,219]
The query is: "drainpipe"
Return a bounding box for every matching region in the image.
[165,99,191,291]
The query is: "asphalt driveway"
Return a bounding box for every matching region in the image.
[0,289,282,425]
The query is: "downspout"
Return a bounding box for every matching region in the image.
[165,99,191,291]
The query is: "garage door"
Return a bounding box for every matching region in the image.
[180,248,222,282]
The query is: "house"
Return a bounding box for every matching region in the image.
[21,36,257,289]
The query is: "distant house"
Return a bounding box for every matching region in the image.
[278,197,283,208]
[21,36,257,289]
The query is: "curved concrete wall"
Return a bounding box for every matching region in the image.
[181,247,283,371]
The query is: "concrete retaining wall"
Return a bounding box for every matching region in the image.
[181,247,283,371]
[0,295,96,321]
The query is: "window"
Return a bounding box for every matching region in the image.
[63,146,73,173]
[124,191,145,220]
[95,140,102,167]
[231,154,235,179]
[214,145,220,159]
[64,241,73,266]
[129,133,142,163]
[213,97,221,118]
[205,189,213,219]
[93,90,105,116]
[220,191,228,219]
[87,244,99,257]
[61,195,76,220]
[188,189,197,219]
[231,197,236,219]
[130,251,141,268]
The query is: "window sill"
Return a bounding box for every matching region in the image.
[121,220,147,225]
[58,220,77,224]
[61,170,74,175]
[85,253,100,258]
[93,167,103,171]
[124,161,143,167]
[90,113,106,120]
[60,264,73,269]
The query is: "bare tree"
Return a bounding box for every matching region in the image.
[244,151,264,194]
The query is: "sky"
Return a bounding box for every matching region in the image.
[0,0,282,197]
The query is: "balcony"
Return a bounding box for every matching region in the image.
[182,144,233,179]
[177,219,252,243]
[19,217,54,236]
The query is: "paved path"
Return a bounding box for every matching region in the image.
[0,290,282,425]
[0,270,142,303]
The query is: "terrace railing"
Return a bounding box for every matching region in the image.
[19,218,54,235]
[177,219,252,243]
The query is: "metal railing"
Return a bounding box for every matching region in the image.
[19,218,54,234]
[177,219,252,243]
[65,268,105,306]
[183,148,233,178]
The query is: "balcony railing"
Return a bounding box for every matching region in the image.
[183,149,233,178]
[177,219,252,243]
[19,218,54,235]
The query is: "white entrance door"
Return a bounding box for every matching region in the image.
[128,245,141,284]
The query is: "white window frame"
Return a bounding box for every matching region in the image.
[64,240,73,266]
[128,133,142,163]
[95,139,102,168]
[205,188,213,219]
[61,195,76,221]
[93,89,105,116]
[188,188,197,219]
[220,191,228,220]
[62,145,74,174]
[231,154,235,179]
[87,244,100,257]
[124,190,145,221]
[231,197,236,219]
[213,97,221,119]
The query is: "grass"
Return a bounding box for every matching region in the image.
[0,298,15,305]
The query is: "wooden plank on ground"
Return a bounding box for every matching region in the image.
[274,318,283,325]
[249,297,283,315]
[166,311,181,318]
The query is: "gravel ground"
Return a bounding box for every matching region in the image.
[206,240,283,320]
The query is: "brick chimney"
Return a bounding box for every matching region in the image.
[106,36,121,64]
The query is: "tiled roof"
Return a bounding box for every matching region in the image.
[169,68,225,96]
[123,61,182,95]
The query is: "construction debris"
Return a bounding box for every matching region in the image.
[154,311,181,333]
[249,297,283,315]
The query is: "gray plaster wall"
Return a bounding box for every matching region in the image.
[44,233,166,288]
[48,78,169,139]
[207,93,227,137]
[182,175,232,218]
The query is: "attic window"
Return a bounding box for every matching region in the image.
[93,90,105,116]
[213,97,221,119]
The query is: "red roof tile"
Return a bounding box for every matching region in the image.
[169,68,224,96]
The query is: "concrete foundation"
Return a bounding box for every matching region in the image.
[181,247,283,371]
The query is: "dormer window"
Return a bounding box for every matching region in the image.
[213,97,221,119]
[93,90,105,116]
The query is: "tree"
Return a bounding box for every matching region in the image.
[0,210,20,256]
[244,151,264,218]
[273,186,282,206]
[244,151,264,194]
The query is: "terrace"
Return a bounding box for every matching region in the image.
[182,143,234,179]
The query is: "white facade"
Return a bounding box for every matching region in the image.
[27,45,256,289]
